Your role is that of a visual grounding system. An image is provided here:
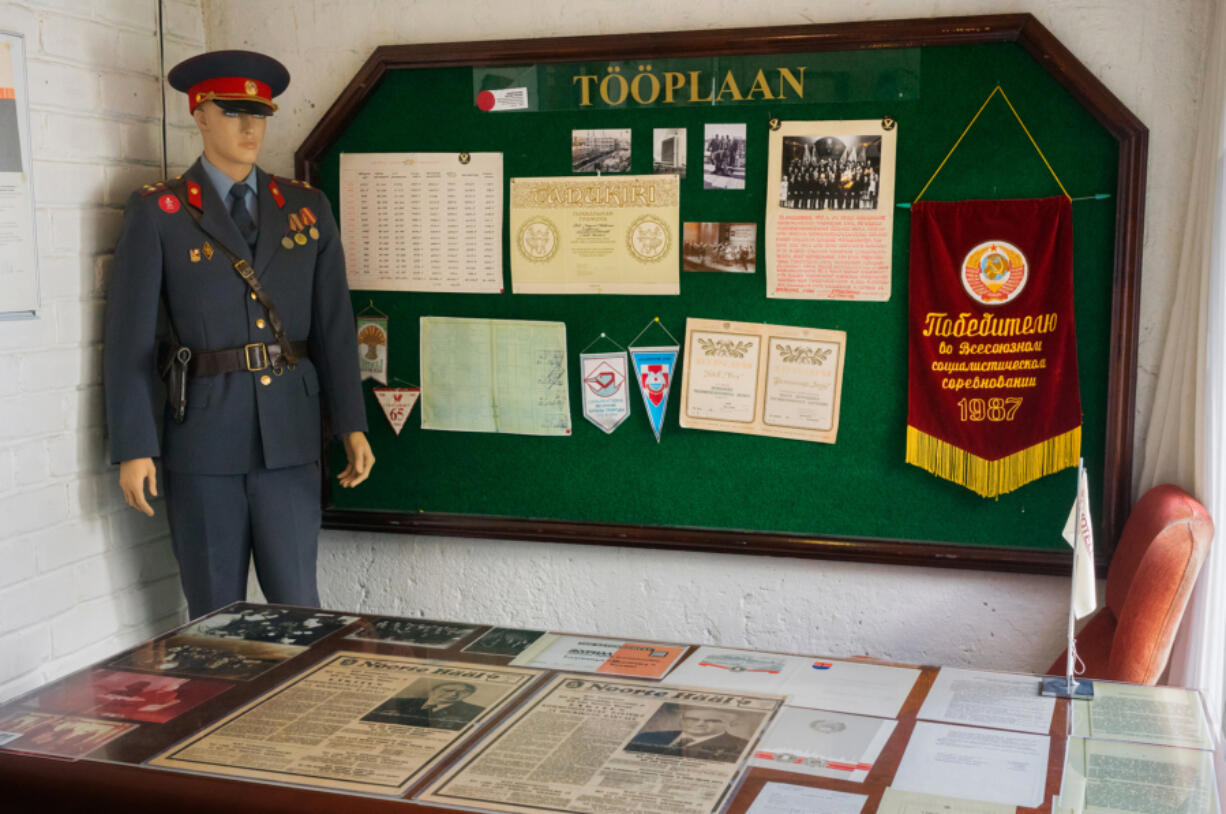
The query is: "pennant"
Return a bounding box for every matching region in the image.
[906,197,1081,497]
[1062,465,1097,619]
[630,345,678,442]
[580,351,630,434]
[373,387,420,436]
[356,314,389,384]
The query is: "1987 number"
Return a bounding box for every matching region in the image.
[957,397,1023,422]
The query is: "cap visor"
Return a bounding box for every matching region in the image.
[214,98,276,115]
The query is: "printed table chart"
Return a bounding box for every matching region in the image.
[0,602,1218,814]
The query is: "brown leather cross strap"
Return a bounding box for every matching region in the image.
[192,340,309,378]
[164,178,300,368]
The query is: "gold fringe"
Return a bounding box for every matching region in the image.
[905,425,1081,498]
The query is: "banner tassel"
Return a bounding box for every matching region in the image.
[905,425,1081,498]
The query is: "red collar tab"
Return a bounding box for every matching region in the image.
[187,76,275,113]
[267,178,285,208]
[186,181,203,210]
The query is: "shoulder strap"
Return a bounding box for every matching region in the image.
[164,178,299,368]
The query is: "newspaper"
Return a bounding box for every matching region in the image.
[149,653,540,796]
[421,674,783,814]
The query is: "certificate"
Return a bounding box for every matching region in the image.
[679,318,846,443]
[509,174,680,294]
[420,316,571,436]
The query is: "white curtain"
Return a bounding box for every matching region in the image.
[1137,0,1226,733]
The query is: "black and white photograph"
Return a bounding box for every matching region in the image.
[703,123,746,190]
[361,678,491,730]
[623,702,763,763]
[462,627,547,657]
[652,127,686,178]
[348,617,481,649]
[108,635,303,681]
[683,222,757,272]
[571,128,631,173]
[779,134,882,210]
[181,606,358,647]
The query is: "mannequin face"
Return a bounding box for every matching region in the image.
[192,101,267,181]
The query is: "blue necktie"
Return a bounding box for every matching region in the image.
[228,183,257,248]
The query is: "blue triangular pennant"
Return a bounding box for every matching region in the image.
[630,345,679,442]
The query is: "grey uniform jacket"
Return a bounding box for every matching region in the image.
[103,158,367,474]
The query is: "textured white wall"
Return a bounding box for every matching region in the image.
[193,0,1206,672]
[0,0,206,703]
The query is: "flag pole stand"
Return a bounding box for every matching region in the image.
[1040,459,1096,700]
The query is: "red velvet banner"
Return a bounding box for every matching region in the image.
[907,196,1081,497]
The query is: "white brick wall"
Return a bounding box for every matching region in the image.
[0,0,206,703]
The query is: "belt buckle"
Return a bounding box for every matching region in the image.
[244,342,269,372]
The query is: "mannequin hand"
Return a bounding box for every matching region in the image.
[119,457,158,516]
[339,432,375,488]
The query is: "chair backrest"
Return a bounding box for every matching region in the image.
[1103,483,1214,684]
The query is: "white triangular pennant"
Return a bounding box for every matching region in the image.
[580,352,631,434]
[373,387,420,436]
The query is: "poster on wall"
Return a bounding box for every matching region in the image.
[765,119,897,301]
[0,32,39,317]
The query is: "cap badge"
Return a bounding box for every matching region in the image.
[244,80,257,96]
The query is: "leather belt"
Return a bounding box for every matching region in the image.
[191,340,309,377]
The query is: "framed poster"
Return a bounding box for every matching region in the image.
[0,31,38,318]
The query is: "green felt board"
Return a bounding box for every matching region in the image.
[322,42,1115,552]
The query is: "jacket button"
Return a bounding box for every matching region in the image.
[256,318,266,329]
[260,375,271,386]
[249,291,257,300]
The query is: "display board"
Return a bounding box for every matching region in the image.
[297,15,1146,573]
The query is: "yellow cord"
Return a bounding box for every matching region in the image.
[914,85,1071,204]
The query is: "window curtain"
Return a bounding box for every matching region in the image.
[1136,0,1226,733]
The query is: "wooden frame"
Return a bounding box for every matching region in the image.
[297,14,1146,576]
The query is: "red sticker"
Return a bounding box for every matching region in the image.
[476,90,495,111]
[158,194,180,213]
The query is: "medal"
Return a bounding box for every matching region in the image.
[288,213,303,232]
[202,241,214,260]
[299,206,317,225]
[189,248,201,263]
[281,236,294,249]
[308,226,319,240]
[294,232,308,245]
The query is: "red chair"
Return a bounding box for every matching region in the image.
[1048,484,1214,685]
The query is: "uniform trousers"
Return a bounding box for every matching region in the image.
[163,461,321,619]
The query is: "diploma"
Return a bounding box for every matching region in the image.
[509,174,680,295]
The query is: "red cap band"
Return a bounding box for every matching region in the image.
[187,76,274,113]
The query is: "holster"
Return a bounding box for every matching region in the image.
[158,342,193,424]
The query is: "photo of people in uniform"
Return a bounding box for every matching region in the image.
[683,222,757,273]
[349,617,481,649]
[779,134,881,210]
[362,678,488,730]
[462,627,547,657]
[623,702,762,763]
[572,128,631,173]
[652,127,686,178]
[703,123,746,190]
[181,606,358,647]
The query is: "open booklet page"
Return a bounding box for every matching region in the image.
[890,721,1050,808]
[420,674,783,814]
[748,706,896,782]
[745,781,868,814]
[148,653,541,796]
[679,317,846,444]
[877,788,1018,814]
[1063,736,1219,814]
[918,667,1056,734]
[665,645,919,718]
[420,316,571,436]
[1070,682,1214,750]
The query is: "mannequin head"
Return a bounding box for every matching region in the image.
[193,101,267,182]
